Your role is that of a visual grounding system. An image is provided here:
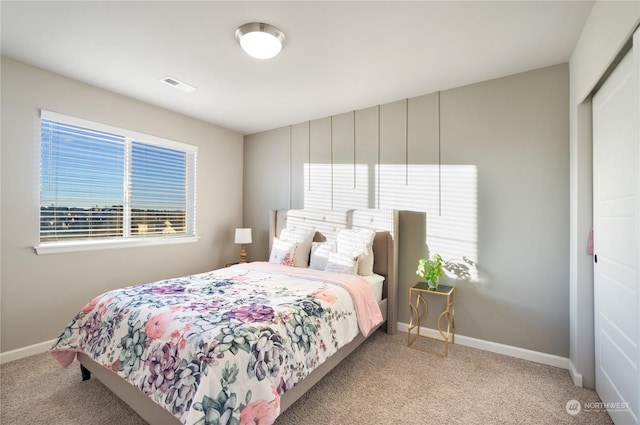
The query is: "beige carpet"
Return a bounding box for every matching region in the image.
[1,331,611,425]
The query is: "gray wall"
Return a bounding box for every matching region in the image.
[244,64,570,357]
[568,1,640,388]
[0,58,244,353]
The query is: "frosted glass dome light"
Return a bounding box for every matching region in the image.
[235,23,286,60]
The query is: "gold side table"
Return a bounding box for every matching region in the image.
[408,282,455,357]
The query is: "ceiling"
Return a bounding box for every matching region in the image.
[1,1,594,135]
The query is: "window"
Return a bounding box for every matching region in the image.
[37,110,197,253]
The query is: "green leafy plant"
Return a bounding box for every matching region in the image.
[416,253,444,288]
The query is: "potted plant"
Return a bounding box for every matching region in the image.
[416,253,444,289]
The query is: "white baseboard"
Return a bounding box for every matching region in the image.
[568,359,584,387]
[0,339,56,364]
[398,322,573,373]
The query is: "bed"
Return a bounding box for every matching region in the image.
[50,208,398,425]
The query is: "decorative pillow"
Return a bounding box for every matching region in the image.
[269,237,297,267]
[309,241,337,271]
[336,228,376,276]
[279,228,315,268]
[324,252,358,274]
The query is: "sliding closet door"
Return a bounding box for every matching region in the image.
[593,29,639,425]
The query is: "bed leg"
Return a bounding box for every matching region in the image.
[80,364,91,381]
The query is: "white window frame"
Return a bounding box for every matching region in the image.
[35,110,199,255]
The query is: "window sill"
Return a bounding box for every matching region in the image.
[34,235,200,255]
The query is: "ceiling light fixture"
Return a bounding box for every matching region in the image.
[235,22,286,59]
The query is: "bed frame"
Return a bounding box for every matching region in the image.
[77,208,398,423]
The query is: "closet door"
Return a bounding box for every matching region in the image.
[593,30,639,425]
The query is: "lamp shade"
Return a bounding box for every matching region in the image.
[234,228,252,244]
[235,22,286,59]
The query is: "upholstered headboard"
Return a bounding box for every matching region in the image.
[270,209,398,334]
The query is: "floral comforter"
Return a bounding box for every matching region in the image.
[50,262,383,425]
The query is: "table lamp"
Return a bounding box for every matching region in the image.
[234,228,252,263]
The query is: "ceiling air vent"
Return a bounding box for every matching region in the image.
[160,76,196,93]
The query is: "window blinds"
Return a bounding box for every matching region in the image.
[130,141,189,236]
[40,110,197,243]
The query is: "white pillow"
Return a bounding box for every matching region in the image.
[336,228,376,276]
[279,228,315,268]
[309,241,337,270]
[269,237,297,267]
[324,252,358,274]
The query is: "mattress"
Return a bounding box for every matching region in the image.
[363,273,385,303]
[50,262,384,425]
